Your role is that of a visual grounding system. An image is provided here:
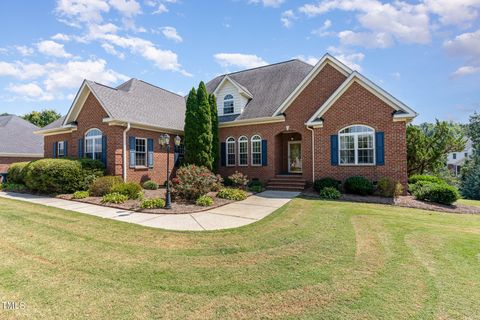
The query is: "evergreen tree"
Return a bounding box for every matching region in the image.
[184,87,198,165]
[209,93,219,172]
[195,82,213,170]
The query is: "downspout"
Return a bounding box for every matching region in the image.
[122,122,131,182]
[306,125,315,182]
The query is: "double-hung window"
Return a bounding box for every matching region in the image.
[226,137,236,166]
[251,135,262,166]
[238,136,248,166]
[135,138,147,167]
[223,94,234,114]
[339,125,375,165]
[57,141,65,157]
[85,128,103,160]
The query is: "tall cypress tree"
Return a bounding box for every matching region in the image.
[195,81,213,170]
[184,87,198,165]
[209,93,219,172]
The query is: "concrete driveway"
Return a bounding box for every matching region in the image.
[0,190,299,231]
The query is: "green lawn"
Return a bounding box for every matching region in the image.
[457,198,480,207]
[1,197,480,319]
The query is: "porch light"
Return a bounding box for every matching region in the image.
[159,133,170,146]
[158,135,165,146]
[174,135,181,146]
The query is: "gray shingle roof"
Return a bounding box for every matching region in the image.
[87,79,186,131]
[43,116,65,129]
[0,115,43,155]
[206,59,313,122]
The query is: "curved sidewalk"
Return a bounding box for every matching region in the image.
[0,190,299,231]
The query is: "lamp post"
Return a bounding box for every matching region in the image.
[159,134,182,209]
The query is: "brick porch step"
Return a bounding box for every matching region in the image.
[266,175,306,191]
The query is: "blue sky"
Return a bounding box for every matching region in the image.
[0,0,479,123]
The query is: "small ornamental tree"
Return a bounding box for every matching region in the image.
[195,82,213,170]
[184,87,198,165]
[209,93,219,172]
[22,109,61,127]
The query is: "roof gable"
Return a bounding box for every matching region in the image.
[306,71,418,126]
[213,76,253,99]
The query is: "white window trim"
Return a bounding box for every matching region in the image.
[135,137,147,168]
[223,94,235,115]
[238,136,248,166]
[226,137,236,167]
[251,135,262,166]
[85,128,103,160]
[338,125,376,166]
[57,141,65,157]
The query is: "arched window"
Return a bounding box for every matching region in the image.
[339,125,375,165]
[238,136,248,166]
[223,94,234,114]
[226,137,236,166]
[85,128,103,160]
[251,135,262,166]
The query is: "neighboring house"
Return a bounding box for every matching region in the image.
[36,54,418,190]
[447,139,474,176]
[0,115,44,173]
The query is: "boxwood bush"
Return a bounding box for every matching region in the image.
[319,187,341,200]
[140,198,165,209]
[89,176,123,197]
[196,195,214,207]
[7,162,30,184]
[111,182,143,200]
[313,177,341,192]
[2,182,27,192]
[344,176,374,196]
[24,159,84,194]
[408,174,445,185]
[142,180,159,190]
[412,183,460,205]
[217,188,247,201]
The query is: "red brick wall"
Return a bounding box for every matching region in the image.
[44,93,177,185]
[0,157,42,173]
[218,64,409,188]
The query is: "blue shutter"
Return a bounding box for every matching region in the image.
[261,140,268,166]
[147,138,154,168]
[129,136,136,168]
[78,138,84,158]
[375,132,385,166]
[102,136,107,166]
[220,142,226,166]
[53,142,57,158]
[330,135,338,166]
[64,140,68,157]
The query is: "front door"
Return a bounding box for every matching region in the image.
[288,141,302,173]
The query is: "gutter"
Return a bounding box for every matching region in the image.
[306,125,315,182]
[123,122,131,182]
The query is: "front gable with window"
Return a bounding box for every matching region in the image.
[213,77,251,116]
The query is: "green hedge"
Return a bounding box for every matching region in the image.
[319,187,341,200]
[7,162,30,184]
[344,176,374,196]
[89,176,123,197]
[313,177,341,193]
[111,182,143,200]
[408,175,445,185]
[412,182,460,205]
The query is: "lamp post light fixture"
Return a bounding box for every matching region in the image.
[159,133,181,209]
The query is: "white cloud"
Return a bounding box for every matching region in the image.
[338,30,394,48]
[160,26,183,43]
[444,29,480,78]
[293,55,319,65]
[281,10,296,28]
[37,40,73,58]
[311,19,332,37]
[0,61,48,80]
[55,0,110,24]
[51,33,71,41]
[108,0,141,16]
[249,0,285,7]
[451,66,480,78]
[424,0,480,26]
[101,43,125,59]
[214,53,268,69]
[15,45,34,56]
[153,3,168,14]
[7,83,54,101]
[327,46,365,71]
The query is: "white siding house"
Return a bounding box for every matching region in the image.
[447,139,474,176]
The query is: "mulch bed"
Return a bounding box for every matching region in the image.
[58,189,253,215]
[301,189,480,215]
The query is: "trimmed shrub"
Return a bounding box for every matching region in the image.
[408,174,445,185]
[228,171,249,189]
[412,183,460,205]
[72,190,89,199]
[24,159,84,194]
[77,158,105,171]
[344,176,374,196]
[196,195,214,206]
[142,180,159,190]
[319,187,341,200]
[313,177,341,192]
[377,177,404,198]
[217,188,247,201]
[248,180,264,193]
[2,182,27,192]
[101,192,128,204]
[111,182,143,200]
[171,164,221,201]
[7,162,30,184]
[89,176,123,197]
[140,198,165,209]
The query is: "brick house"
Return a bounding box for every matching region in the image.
[0,115,43,175]
[36,54,417,190]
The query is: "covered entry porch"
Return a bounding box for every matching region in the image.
[274,131,303,176]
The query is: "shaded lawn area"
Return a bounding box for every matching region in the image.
[1,197,480,319]
[457,198,480,207]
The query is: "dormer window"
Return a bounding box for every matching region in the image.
[223,94,234,114]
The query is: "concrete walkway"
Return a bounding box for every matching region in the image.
[0,190,299,231]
